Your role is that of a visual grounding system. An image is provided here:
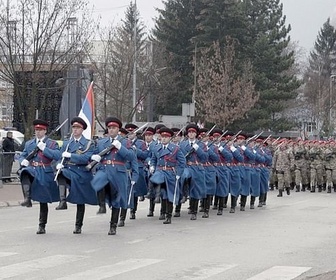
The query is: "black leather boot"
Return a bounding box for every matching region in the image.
[301,184,306,192]
[262,192,267,205]
[327,186,332,193]
[159,199,167,220]
[118,208,127,227]
[147,198,155,217]
[217,196,224,215]
[310,186,315,192]
[163,201,173,224]
[174,203,181,217]
[202,196,210,218]
[223,196,228,208]
[73,204,85,234]
[257,194,263,207]
[230,195,237,213]
[21,184,32,207]
[154,185,161,203]
[295,185,300,192]
[317,185,322,192]
[37,203,48,234]
[212,195,219,210]
[190,198,197,220]
[96,189,106,214]
[277,190,283,197]
[108,207,120,235]
[250,196,255,209]
[55,185,68,210]
[240,195,247,211]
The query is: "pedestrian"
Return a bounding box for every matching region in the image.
[90,117,136,235]
[2,131,15,182]
[19,119,60,234]
[55,117,96,234]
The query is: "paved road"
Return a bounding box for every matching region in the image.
[1,188,336,280]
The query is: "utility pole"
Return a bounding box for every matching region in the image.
[132,0,137,123]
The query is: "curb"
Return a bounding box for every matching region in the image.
[0,201,39,208]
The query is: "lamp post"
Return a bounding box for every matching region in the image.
[329,74,336,137]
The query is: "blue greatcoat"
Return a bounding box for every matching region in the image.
[251,147,265,197]
[259,146,272,194]
[125,152,140,209]
[150,142,186,204]
[205,143,219,196]
[91,135,136,209]
[58,136,96,205]
[240,145,256,196]
[229,145,244,197]
[19,138,60,203]
[132,138,149,197]
[179,140,206,200]
[214,144,233,197]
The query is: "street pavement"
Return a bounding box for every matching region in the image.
[1,183,336,280]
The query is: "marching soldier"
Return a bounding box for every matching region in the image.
[149,127,186,224]
[179,124,207,220]
[55,117,96,234]
[90,117,136,235]
[19,119,60,234]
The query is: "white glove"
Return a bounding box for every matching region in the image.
[131,180,136,185]
[91,154,101,162]
[37,141,46,151]
[62,151,71,158]
[218,146,224,152]
[241,145,246,151]
[230,145,237,152]
[192,143,199,150]
[112,139,122,150]
[176,175,180,180]
[56,163,64,170]
[149,166,155,174]
[253,149,257,154]
[21,159,29,167]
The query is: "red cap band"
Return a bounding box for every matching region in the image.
[188,128,197,133]
[34,124,47,130]
[107,122,120,128]
[161,132,172,137]
[72,122,84,128]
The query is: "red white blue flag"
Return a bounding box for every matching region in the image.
[78,81,95,139]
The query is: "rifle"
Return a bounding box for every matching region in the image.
[54,133,73,181]
[245,131,264,145]
[171,125,186,141]
[23,118,68,162]
[85,122,148,171]
[220,130,242,148]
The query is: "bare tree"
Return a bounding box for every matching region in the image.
[195,39,259,127]
[0,0,95,137]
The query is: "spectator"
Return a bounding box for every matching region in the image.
[2,132,15,183]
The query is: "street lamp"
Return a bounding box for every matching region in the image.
[329,74,336,137]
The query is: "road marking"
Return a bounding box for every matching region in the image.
[0,255,86,279]
[179,263,237,279]
[246,266,311,280]
[126,239,144,244]
[0,252,17,258]
[55,258,163,280]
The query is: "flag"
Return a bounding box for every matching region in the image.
[78,81,95,139]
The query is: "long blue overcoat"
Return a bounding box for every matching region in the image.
[19,138,60,203]
[58,136,96,205]
[150,142,186,204]
[91,135,136,209]
[179,140,206,200]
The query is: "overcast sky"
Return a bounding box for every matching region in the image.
[90,0,336,54]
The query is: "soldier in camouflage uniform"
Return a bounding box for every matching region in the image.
[268,138,279,190]
[322,141,336,193]
[272,139,292,197]
[307,141,324,192]
[292,139,310,192]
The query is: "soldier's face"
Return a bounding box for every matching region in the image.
[161,135,171,144]
[145,134,153,143]
[108,126,119,138]
[72,126,83,138]
[35,128,46,139]
[188,131,197,140]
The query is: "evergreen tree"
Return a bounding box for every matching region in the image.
[304,18,336,136]
[232,0,300,132]
[153,0,204,115]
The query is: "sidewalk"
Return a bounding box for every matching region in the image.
[0,180,24,207]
